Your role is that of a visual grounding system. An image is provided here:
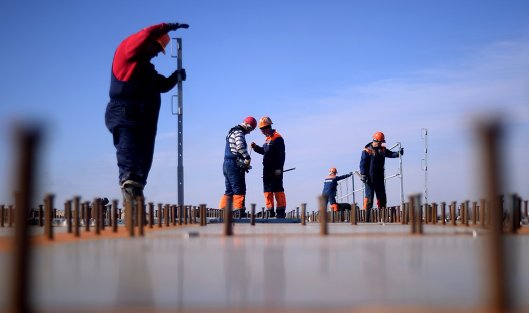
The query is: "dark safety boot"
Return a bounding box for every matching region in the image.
[233,209,247,218]
[276,208,286,219]
[266,209,275,218]
[121,180,144,226]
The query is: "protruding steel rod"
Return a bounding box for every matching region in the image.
[148,202,154,228]
[451,201,457,226]
[441,202,446,225]
[65,201,72,233]
[319,196,328,236]
[301,203,307,226]
[137,196,144,237]
[224,196,233,236]
[251,203,256,226]
[94,198,101,235]
[10,125,40,313]
[0,205,4,227]
[73,197,80,237]
[126,199,134,237]
[477,118,507,311]
[112,200,118,233]
[200,204,207,226]
[44,194,54,240]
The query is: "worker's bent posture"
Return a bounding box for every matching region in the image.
[219,117,257,217]
[359,132,403,222]
[322,168,353,212]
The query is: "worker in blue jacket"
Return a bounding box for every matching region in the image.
[322,168,353,212]
[359,132,403,222]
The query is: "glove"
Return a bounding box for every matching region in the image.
[275,169,282,176]
[243,159,252,173]
[251,142,257,149]
[360,174,368,183]
[167,23,189,30]
[400,147,404,156]
[172,68,186,82]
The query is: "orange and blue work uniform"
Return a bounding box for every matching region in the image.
[359,142,399,210]
[322,173,353,211]
[219,125,251,211]
[253,130,286,217]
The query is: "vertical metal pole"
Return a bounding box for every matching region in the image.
[421,129,428,206]
[351,175,356,211]
[398,142,404,206]
[171,38,185,207]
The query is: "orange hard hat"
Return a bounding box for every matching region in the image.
[372,131,385,143]
[329,167,337,174]
[243,116,257,130]
[258,116,273,129]
[157,34,170,54]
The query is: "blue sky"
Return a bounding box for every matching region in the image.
[1,0,528,211]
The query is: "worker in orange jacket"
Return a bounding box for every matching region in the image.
[251,117,287,218]
[359,131,403,222]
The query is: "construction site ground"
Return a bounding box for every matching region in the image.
[1,223,528,313]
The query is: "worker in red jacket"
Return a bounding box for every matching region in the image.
[359,131,403,222]
[105,23,188,206]
[251,117,287,218]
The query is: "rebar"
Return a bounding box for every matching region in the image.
[158,204,163,228]
[301,203,306,226]
[94,198,101,235]
[148,202,154,228]
[74,197,80,237]
[10,125,40,313]
[112,200,118,233]
[224,196,233,236]
[477,118,506,311]
[137,196,144,237]
[44,194,54,240]
[319,196,328,236]
[251,203,256,226]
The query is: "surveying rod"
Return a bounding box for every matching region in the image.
[171,38,184,206]
[388,142,405,206]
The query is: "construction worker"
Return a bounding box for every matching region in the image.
[359,132,403,222]
[322,168,353,212]
[105,23,188,206]
[219,117,257,217]
[251,117,287,218]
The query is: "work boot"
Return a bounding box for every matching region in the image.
[365,209,371,223]
[276,208,286,219]
[233,209,247,218]
[266,209,275,218]
[121,180,144,206]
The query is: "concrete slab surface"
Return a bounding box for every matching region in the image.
[0,223,528,312]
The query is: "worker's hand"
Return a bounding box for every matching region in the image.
[167,23,189,30]
[400,147,404,156]
[250,142,257,149]
[174,68,186,82]
[360,174,368,183]
[274,169,282,176]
